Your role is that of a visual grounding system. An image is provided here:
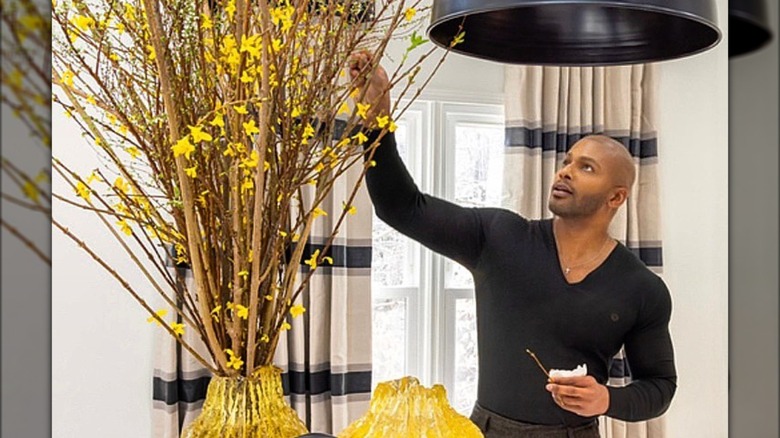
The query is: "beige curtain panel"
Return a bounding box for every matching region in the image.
[502,64,666,437]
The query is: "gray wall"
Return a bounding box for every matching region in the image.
[729,0,779,436]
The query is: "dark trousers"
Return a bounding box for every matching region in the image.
[470,403,601,438]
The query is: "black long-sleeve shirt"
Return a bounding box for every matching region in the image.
[364,131,677,426]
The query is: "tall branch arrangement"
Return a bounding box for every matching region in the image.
[52,0,462,377]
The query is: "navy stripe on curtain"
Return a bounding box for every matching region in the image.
[505,127,658,159]
[153,369,373,405]
[627,246,663,268]
[284,370,373,396]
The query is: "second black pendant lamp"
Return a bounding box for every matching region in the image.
[427,0,722,65]
[729,0,773,57]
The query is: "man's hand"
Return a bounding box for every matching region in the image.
[546,375,610,417]
[348,50,391,124]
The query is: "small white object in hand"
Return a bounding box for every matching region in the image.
[549,364,588,378]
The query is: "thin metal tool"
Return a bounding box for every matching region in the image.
[525,349,551,380]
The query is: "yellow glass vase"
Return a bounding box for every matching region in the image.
[338,376,484,438]
[182,366,308,438]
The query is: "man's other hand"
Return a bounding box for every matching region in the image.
[546,375,610,417]
[348,50,391,124]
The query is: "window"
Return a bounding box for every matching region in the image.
[371,98,504,415]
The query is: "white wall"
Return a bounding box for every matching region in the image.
[656,0,729,435]
[51,108,158,437]
[52,2,729,436]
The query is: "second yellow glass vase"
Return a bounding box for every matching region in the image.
[339,376,484,437]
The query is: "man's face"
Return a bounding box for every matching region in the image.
[548,139,618,218]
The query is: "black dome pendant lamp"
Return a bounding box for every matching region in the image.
[427,0,722,65]
[729,0,773,57]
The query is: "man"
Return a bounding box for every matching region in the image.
[349,53,677,438]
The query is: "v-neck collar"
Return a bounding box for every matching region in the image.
[543,218,619,286]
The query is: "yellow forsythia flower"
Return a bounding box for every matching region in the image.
[290,304,306,318]
[225,349,244,370]
[376,115,389,129]
[188,125,213,143]
[126,147,141,159]
[71,15,94,31]
[22,181,39,202]
[172,136,195,159]
[225,0,236,19]
[60,69,75,87]
[313,207,327,218]
[351,132,368,144]
[185,165,197,178]
[235,304,249,320]
[304,124,315,137]
[356,103,370,119]
[242,150,259,168]
[201,14,213,30]
[304,249,320,269]
[209,113,224,128]
[75,182,91,200]
[171,323,185,336]
[146,45,156,61]
[123,3,136,20]
[116,219,132,236]
[85,171,100,184]
[404,7,417,21]
[243,119,260,136]
[233,104,248,115]
[114,177,129,193]
[281,321,292,331]
[146,309,168,325]
[223,143,236,157]
[240,34,261,57]
[240,70,255,84]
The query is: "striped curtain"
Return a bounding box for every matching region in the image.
[151,157,373,436]
[502,64,666,437]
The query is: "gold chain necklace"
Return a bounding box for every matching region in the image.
[562,237,612,276]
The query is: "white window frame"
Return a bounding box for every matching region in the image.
[372,93,504,410]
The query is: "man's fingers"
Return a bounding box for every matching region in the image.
[547,384,583,398]
[349,51,373,74]
[549,375,594,387]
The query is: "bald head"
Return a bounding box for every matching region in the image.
[579,134,636,190]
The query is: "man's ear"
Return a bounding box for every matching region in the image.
[608,187,629,209]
